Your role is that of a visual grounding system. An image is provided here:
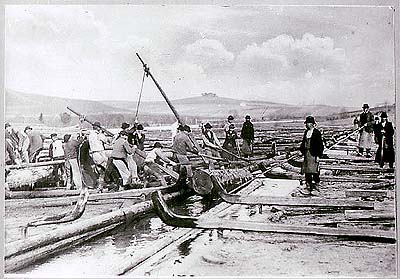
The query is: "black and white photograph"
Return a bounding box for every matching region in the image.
[2,1,398,278]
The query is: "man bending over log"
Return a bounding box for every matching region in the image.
[143,142,176,188]
[299,116,324,196]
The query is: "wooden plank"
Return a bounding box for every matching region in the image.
[151,191,395,243]
[345,189,392,199]
[212,177,374,209]
[345,210,395,221]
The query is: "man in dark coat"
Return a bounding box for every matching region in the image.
[354,103,374,157]
[374,112,395,169]
[299,116,324,196]
[240,115,254,157]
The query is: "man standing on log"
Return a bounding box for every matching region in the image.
[109,130,137,190]
[62,133,84,190]
[49,133,65,186]
[299,116,324,196]
[25,126,46,163]
[240,115,254,158]
[173,124,198,189]
[201,122,221,169]
[354,103,374,157]
[374,112,395,169]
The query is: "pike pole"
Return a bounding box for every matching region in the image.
[136,53,183,125]
[66,106,114,137]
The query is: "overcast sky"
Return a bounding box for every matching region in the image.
[5,4,395,107]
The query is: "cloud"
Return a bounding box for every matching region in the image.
[236,33,346,80]
[183,39,234,73]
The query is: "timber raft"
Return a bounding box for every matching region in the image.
[4,118,396,277]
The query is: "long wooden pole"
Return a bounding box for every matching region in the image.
[136,53,183,124]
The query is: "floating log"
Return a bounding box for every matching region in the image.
[4,191,181,273]
[345,190,393,199]
[152,191,395,243]
[6,186,170,208]
[192,168,253,195]
[6,167,54,189]
[212,178,374,209]
[5,160,65,170]
[345,210,395,221]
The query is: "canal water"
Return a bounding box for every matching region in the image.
[14,178,299,277]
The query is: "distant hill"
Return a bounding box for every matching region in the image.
[5,90,128,118]
[5,90,361,125]
[101,94,356,120]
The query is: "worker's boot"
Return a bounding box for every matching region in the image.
[299,183,312,196]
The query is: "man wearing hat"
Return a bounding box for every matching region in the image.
[224,115,235,133]
[25,126,46,163]
[374,112,395,169]
[222,123,240,161]
[62,133,84,190]
[354,104,374,157]
[173,124,198,188]
[133,124,146,151]
[240,115,254,158]
[108,130,138,190]
[201,122,222,169]
[299,116,324,196]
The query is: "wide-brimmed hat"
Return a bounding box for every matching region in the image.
[24,126,32,132]
[304,116,316,124]
[380,112,388,118]
[136,124,144,130]
[245,115,251,119]
[92,121,101,128]
[362,103,369,109]
[183,125,191,132]
[121,122,130,129]
[227,115,234,120]
[204,122,212,129]
[63,134,71,142]
[153,142,163,148]
[50,133,57,138]
[177,124,185,131]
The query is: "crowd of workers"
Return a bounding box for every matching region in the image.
[4,104,395,195]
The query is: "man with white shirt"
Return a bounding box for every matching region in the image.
[299,116,324,196]
[143,142,176,188]
[88,122,112,170]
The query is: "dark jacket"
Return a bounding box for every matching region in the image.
[375,121,394,149]
[241,121,254,141]
[299,128,324,157]
[359,111,374,133]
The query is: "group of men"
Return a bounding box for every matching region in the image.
[5,105,395,194]
[298,103,395,196]
[5,123,46,165]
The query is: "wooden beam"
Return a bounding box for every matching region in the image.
[345,210,395,221]
[345,190,392,199]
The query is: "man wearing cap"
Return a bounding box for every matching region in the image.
[183,124,202,152]
[25,126,46,163]
[49,133,65,185]
[133,124,146,151]
[109,130,137,190]
[224,115,235,133]
[88,121,112,170]
[374,112,395,169]
[299,116,324,196]
[354,104,374,157]
[62,133,84,190]
[173,124,198,188]
[241,115,254,158]
[143,142,177,188]
[222,123,240,161]
[201,122,221,169]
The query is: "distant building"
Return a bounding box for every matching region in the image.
[201,92,217,97]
